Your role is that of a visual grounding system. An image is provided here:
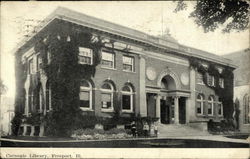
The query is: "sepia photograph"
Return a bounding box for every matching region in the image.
[0,1,249,158]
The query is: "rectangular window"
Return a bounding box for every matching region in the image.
[101,51,114,68]
[101,93,112,109]
[219,78,224,88]
[79,91,90,108]
[122,95,131,110]
[78,47,93,65]
[207,75,215,86]
[123,56,134,72]
[197,73,204,85]
[28,59,34,74]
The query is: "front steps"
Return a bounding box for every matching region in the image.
[157,124,211,138]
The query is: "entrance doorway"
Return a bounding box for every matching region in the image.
[160,98,174,124]
[160,99,170,124]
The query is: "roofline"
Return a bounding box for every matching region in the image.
[14,7,236,68]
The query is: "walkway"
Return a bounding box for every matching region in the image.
[157,124,249,144]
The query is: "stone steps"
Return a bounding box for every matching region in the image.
[157,124,211,137]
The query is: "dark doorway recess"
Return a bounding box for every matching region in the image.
[179,97,186,124]
[160,99,171,124]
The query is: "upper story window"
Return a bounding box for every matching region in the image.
[219,78,224,88]
[121,85,134,112]
[101,82,114,111]
[218,98,223,116]
[79,80,92,110]
[207,75,215,87]
[197,73,204,85]
[78,47,93,65]
[101,51,115,68]
[123,56,134,72]
[208,96,214,116]
[28,58,34,74]
[196,94,204,115]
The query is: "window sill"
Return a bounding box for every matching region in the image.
[78,62,93,65]
[101,109,114,112]
[207,114,214,117]
[197,83,205,86]
[122,70,136,73]
[122,110,133,113]
[101,66,116,71]
[80,108,94,111]
[197,114,205,117]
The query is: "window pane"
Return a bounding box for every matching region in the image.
[78,47,92,65]
[102,93,111,102]
[208,103,212,114]
[79,47,92,57]
[218,104,222,115]
[79,91,90,108]
[122,86,131,92]
[80,80,90,88]
[197,102,202,114]
[29,59,33,74]
[123,56,133,65]
[101,60,113,68]
[101,83,111,90]
[79,56,91,64]
[123,64,132,71]
[102,52,114,61]
[197,73,204,84]
[80,91,89,100]
[122,95,131,110]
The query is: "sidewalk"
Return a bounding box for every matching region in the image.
[1,134,248,144]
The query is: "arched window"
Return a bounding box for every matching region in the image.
[243,94,250,124]
[218,98,223,116]
[101,82,114,111]
[208,96,214,116]
[79,80,92,110]
[196,94,204,115]
[121,85,134,112]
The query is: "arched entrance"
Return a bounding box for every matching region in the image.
[156,70,187,125]
[160,75,176,124]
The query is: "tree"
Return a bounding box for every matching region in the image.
[174,0,250,33]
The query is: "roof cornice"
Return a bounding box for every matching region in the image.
[14,7,236,68]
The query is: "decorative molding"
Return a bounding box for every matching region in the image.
[157,68,181,89]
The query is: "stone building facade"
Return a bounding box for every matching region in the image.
[14,7,235,136]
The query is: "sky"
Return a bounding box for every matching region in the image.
[1,1,249,99]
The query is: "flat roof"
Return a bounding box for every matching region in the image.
[15,7,236,68]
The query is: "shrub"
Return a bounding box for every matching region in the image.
[71,128,132,140]
[11,112,23,136]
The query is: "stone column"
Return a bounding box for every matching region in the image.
[189,67,196,121]
[174,96,179,124]
[185,97,190,124]
[139,56,147,117]
[39,123,45,137]
[22,125,27,136]
[30,126,35,136]
[156,95,161,121]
